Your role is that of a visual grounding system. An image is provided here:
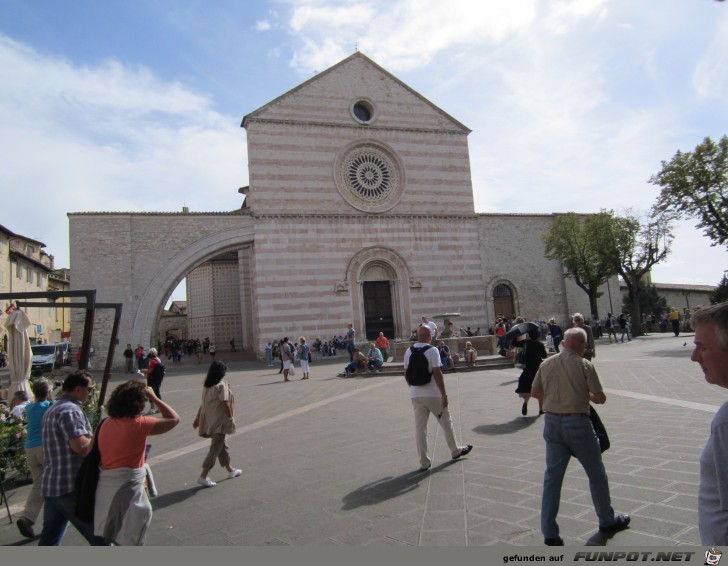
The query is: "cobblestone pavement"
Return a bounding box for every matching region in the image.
[0,331,719,546]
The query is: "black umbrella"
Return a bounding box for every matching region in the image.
[503,322,539,350]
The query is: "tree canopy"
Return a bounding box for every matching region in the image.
[608,210,674,336]
[650,135,728,249]
[711,274,728,305]
[543,212,618,319]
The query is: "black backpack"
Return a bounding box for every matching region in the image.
[405,345,433,386]
[149,361,166,382]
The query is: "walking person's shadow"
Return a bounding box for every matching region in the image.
[341,461,457,510]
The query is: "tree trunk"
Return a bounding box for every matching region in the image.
[588,289,600,322]
[629,276,644,337]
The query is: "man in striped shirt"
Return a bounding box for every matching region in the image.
[39,371,105,546]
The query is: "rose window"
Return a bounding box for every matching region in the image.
[341,146,399,202]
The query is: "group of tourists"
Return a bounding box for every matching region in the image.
[125,337,222,372]
[268,336,313,381]
[10,355,241,546]
[8,299,728,547]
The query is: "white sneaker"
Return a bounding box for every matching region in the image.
[228,469,242,479]
[196,477,216,488]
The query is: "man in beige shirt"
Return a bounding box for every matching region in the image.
[531,327,630,546]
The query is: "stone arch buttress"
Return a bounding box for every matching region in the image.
[132,227,256,351]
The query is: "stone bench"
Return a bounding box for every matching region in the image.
[390,335,497,362]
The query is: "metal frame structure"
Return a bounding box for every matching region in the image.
[0,290,122,407]
[0,290,122,524]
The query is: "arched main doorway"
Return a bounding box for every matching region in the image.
[346,246,413,341]
[493,283,515,319]
[361,262,395,340]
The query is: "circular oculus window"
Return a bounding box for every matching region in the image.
[351,99,375,124]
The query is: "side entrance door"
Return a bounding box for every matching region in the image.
[493,284,515,319]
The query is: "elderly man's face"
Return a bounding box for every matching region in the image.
[691,323,728,388]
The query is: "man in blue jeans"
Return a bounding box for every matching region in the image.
[39,371,106,546]
[345,323,356,362]
[531,328,630,546]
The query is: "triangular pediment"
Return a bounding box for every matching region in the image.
[242,52,470,134]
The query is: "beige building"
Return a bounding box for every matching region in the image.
[0,224,71,348]
[68,53,635,368]
[650,282,715,313]
[157,300,189,344]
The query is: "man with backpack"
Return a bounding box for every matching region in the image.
[605,313,618,344]
[143,347,165,414]
[404,325,473,472]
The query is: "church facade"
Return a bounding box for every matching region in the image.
[69,53,616,367]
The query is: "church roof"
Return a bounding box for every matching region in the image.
[241,51,471,133]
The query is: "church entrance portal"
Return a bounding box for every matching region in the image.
[493,283,515,319]
[363,281,394,340]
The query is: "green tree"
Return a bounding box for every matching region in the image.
[606,210,673,337]
[711,274,728,305]
[543,212,618,320]
[650,135,728,249]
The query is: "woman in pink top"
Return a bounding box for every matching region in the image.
[95,380,179,545]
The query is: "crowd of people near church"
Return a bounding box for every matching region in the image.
[123,337,226,373]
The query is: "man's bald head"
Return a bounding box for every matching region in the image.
[563,327,587,355]
[417,325,432,342]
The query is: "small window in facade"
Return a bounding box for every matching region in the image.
[351,99,375,124]
[37,271,42,287]
[17,264,22,279]
[27,267,32,282]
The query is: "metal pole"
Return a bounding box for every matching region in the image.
[96,303,123,408]
[607,279,614,313]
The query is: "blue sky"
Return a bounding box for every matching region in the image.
[1,0,726,304]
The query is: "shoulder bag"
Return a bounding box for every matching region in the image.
[588,405,610,453]
[74,418,107,523]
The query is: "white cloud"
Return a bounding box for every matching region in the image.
[285,0,539,74]
[256,20,272,31]
[544,0,608,34]
[650,219,727,286]
[0,36,246,268]
[692,11,728,99]
[289,2,374,32]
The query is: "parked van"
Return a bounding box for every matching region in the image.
[31,342,70,374]
[31,343,58,374]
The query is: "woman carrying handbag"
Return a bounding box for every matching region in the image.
[193,361,242,487]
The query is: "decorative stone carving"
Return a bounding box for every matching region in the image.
[334,280,350,294]
[409,276,422,289]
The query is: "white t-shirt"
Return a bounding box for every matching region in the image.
[403,343,442,398]
[10,401,28,419]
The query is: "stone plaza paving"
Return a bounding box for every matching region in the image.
[0,330,720,547]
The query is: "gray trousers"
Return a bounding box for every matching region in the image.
[202,433,231,473]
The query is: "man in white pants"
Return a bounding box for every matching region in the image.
[404,325,472,472]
